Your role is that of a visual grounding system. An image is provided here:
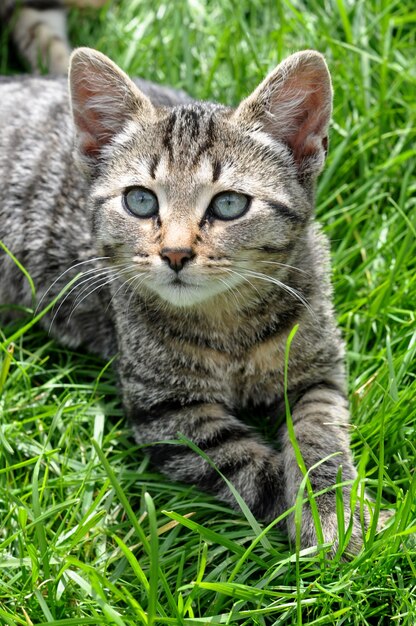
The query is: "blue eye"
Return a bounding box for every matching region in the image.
[123,187,158,218]
[210,192,250,220]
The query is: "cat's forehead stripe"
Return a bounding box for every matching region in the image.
[178,107,201,139]
[162,109,177,161]
[212,160,221,183]
[162,104,219,167]
[149,154,160,180]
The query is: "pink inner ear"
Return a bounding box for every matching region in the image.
[273,70,331,165]
[69,48,159,165]
[72,80,113,158]
[233,52,332,175]
[80,134,101,159]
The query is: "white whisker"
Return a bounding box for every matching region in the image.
[105,269,145,313]
[70,264,132,310]
[225,266,316,320]
[48,262,131,333]
[217,276,243,310]
[242,268,316,319]
[48,266,120,332]
[67,264,136,320]
[235,258,310,276]
[126,273,150,315]
[67,269,136,324]
[257,260,310,275]
[223,268,263,301]
[35,256,110,313]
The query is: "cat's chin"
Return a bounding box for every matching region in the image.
[150,280,229,308]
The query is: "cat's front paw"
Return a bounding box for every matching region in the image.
[288,505,366,557]
[295,499,395,557]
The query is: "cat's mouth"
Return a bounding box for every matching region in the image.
[145,270,224,307]
[153,280,203,307]
[170,276,185,286]
[131,259,244,307]
[159,273,195,289]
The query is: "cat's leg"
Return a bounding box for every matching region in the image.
[64,0,107,7]
[10,1,106,74]
[129,400,286,525]
[12,7,70,73]
[282,383,364,553]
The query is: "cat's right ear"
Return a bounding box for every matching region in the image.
[69,47,155,170]
[233,50,333,178]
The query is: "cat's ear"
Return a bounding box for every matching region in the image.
[234,50,332,176]
[69,47,155,168]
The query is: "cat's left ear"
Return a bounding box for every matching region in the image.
[69,47,155,169]
[233,50,332,176]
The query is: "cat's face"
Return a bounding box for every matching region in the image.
[91,105,310,307]
[70,48,332,308]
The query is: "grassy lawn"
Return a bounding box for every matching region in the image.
[0,0,415,624]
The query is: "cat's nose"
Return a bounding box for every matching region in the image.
[160,247,194,272]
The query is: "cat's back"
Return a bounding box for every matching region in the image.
[0,74,85,253]
[0,76,74,204]
[0,75,71,160]
[0,75,68,115]
[0,75,106,351]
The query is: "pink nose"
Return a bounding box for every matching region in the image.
[161,247,194,272]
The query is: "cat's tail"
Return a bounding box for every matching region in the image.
[2,0,107,74]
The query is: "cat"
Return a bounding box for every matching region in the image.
[1,0,107,73]
[0,46,369,555]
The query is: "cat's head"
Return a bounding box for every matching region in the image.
[69,48,332,308]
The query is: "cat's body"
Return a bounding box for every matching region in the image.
[0,48,364,553]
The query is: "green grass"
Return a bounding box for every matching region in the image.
[1,0,415,623]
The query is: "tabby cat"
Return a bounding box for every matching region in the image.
[0,47,368,553]
[1,0,106,73]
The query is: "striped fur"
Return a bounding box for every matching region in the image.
[0,48,366,554]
